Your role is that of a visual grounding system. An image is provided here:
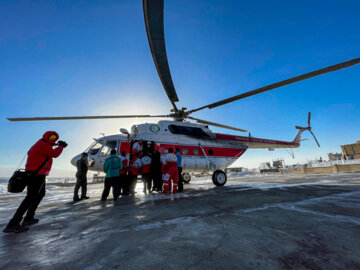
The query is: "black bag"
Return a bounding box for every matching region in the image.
[7,170,32,193]
[7,158,49,193]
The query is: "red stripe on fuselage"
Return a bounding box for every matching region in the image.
[117,141,246,158]
[159,143,246,158]
[215,133,297,146]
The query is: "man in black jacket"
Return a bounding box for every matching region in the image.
[73,152,89,201]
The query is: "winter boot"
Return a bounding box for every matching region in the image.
[3,223,29,233]
[81,196,90,200]
[22,218,39,226]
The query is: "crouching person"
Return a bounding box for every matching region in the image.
[162,148,178,194]
[101,149,122,201]
[3,131,67,233]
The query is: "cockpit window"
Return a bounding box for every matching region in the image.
[168,125,209,137]
[100,140,118,156]
[88,141,103,156]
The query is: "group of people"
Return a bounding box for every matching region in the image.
[3,133,185,234]
[99,140,184,201]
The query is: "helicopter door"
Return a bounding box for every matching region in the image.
[119,141,131,159]
[129,140,155,159]
[97,140,118,169]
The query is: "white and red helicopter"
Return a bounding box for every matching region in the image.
[7,0,360,186]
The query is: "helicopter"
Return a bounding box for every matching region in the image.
[7,0,360,186]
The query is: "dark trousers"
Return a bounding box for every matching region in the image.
[152,171,162,191]
[142,173,152,193]
[177,167,183,192]
[101,177,120,200]
[119,174,128,195]
[74,174,87,199]
[9,174,46,225]
[129,174,138,194]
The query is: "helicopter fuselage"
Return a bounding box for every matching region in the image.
[71,120,301,173]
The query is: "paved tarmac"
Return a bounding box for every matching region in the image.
[1,172,360,269]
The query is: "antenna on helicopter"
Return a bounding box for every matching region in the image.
[99,133,105,138]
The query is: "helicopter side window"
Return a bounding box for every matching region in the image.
[88,141,103,156]
[182,148,189,155]
[100,140,118,156]
[193,148,199,155]
[168,125,209,137]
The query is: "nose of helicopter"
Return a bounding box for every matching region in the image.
[71,154,81,167]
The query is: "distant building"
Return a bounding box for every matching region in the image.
[226,167,244,173]
[259,161,282,173]
[260,162,271,170]
[341,141,360,160]
[272,159,285,168]
[328,152,343,161]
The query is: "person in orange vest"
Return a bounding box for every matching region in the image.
[119,151,128,196]
[128,152,142,195]
[162,148,178,194]
[141,151,152,194]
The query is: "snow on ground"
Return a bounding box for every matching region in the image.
[1,173,360,269]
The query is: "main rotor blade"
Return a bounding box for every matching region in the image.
[188,116,247,132]
[7,115,170,122]
[309,130,320,147]
[143,0,179,111]
[189,58,360,114]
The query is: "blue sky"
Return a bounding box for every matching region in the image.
[0,0,359,176]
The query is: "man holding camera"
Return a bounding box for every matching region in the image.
[3,131,67,233]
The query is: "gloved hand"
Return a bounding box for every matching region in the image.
[57,140,68,148]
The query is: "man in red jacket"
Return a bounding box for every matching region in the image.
[3,131,67,233]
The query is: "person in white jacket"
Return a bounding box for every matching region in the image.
[132,140,143,155]
[162,148,178,194]
[141,152,152,194]
[129,153,142,195]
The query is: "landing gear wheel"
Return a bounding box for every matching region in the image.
[212,170,227,186]
[182,173,191,183]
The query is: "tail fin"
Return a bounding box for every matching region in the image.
[293,112,320,147]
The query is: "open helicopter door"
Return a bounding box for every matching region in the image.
[119,141,131,160]
[129,140,155,160]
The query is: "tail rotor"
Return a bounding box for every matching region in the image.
[295,112,320,147]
